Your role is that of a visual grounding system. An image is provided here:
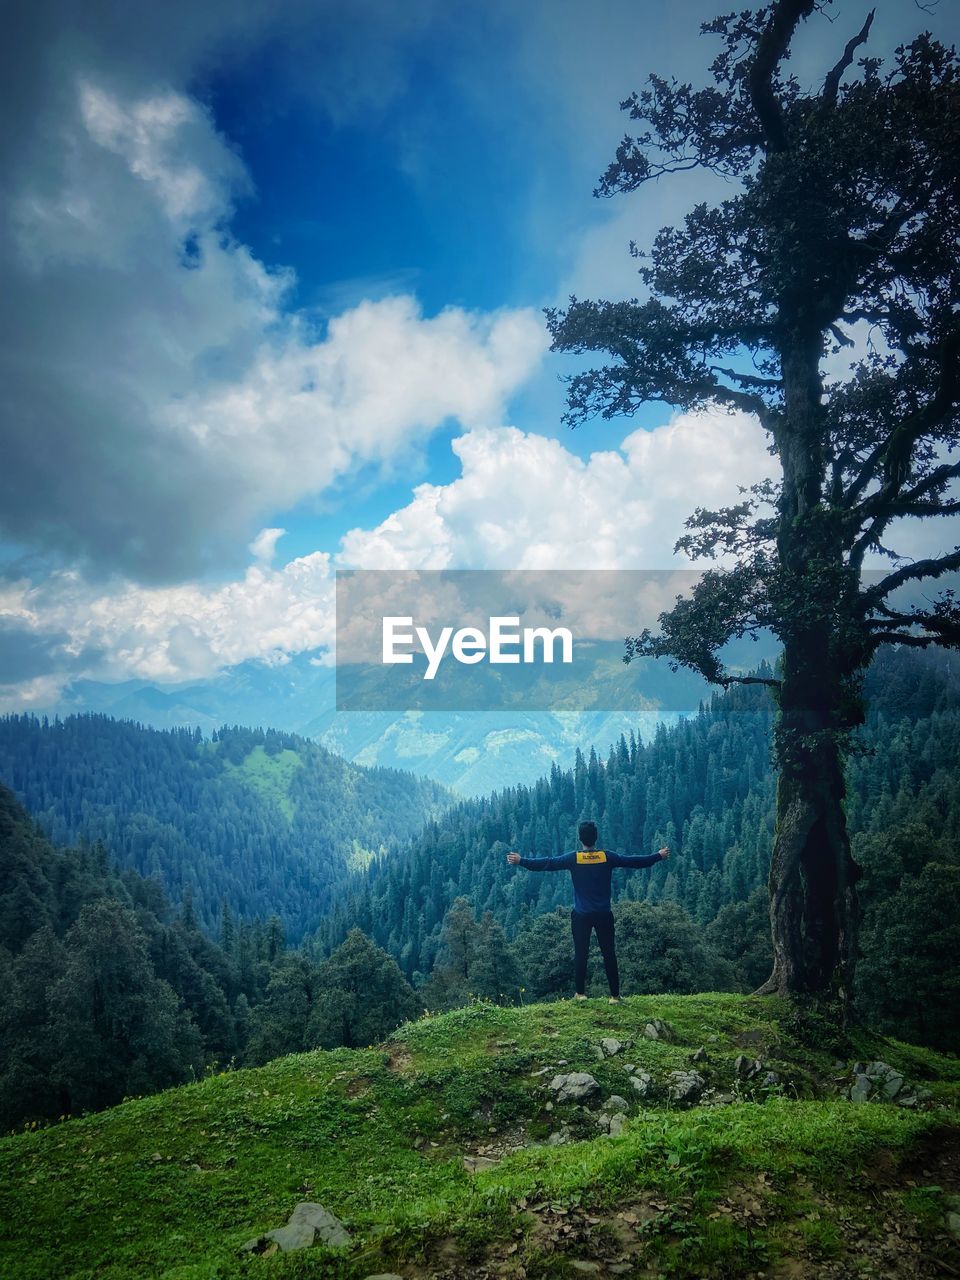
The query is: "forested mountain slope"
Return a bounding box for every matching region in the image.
[0,717,448,941]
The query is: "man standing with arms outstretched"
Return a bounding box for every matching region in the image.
[507,821,670,1003]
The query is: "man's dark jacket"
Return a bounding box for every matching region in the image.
[516,848,663,914]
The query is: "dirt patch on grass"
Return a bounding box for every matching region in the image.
[878,1123,960,1190]
[385,1045,414,1074]
[764,1129,960,1280]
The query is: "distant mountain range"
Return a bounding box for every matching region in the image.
[46,635,783,794]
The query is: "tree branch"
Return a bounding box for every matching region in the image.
[710,365,783,389]
[748,0,816,152]
[716,674,782,689]
[843,329,960,512]
[822,9,875,107]
[862,547,960,604]
[870,631,946,651]
[896,460,960,507]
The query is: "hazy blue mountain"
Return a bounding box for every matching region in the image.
[45,635,782,794]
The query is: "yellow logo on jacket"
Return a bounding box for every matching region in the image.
[576,850,607,864]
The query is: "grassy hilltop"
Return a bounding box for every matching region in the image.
[2,993,960,1280]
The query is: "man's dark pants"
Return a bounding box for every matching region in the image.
[571,908,619,997]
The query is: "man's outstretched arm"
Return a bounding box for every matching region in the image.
[608,846,670,869]
[506,851,575,871]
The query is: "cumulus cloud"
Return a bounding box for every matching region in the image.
[0,407,777,700]
[339,408,777,570]
[4,404,959,706]
[3,550,336,690]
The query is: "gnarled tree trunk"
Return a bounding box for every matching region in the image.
[751,340,866,1024]
[751,647,864,1025]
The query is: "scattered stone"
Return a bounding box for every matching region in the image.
[531,1066,553,1077]
[607,1114,626,1138]
[599,1037,623,1057]
[602,1094,630,1113]
[881,1073,905,1099]
[702,1090,736,1106]
[691,1046,708,1063]
[623,1063,636,1073]
[268,1222,319,1252]
[463,1155,498,1173]
[733,1055,763,1080]
[847,1060,920,1106]
[643,1018,675,1041]
[664,1069,706,1105]
[363,1274,406,1279]
[570,1263,601,1274]
[289,1202,351,1248]
[495,1040,518,1048]
[609,1265,633,1275]
[547,1072,600,1103]
[761,1071,780,1087]
[544,1101,554,1112]
[546,1126,573,1146]
[850,1075,872,1103]
[240,1202,351,1255]
[628,1071,654,1098]
[947,1212,960,1240]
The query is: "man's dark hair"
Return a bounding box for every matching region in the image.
[578,820,598,848]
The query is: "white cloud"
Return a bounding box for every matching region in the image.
[4,405,959,704]
[2,408,776,694]
[1,73,547,581]
[339,408,777,570]
[249,528,287,565]
[4,552,336,685]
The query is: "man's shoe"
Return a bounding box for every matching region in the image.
[573,993,588,1001]
[608,997,622,1005]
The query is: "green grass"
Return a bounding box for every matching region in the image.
[1,994,958,1279]
[220,745,303,821]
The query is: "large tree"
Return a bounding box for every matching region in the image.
[546,1,960,1023]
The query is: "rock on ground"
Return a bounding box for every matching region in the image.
[240,1201,351,1254]
[548,1072,600,1103]
[628,1070,654,1098]
[664,1070,706,1105]
[848,1060,930,1107]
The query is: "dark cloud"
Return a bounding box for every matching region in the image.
[0,620,104,684]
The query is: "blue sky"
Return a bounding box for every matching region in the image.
[0,0,957,705]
